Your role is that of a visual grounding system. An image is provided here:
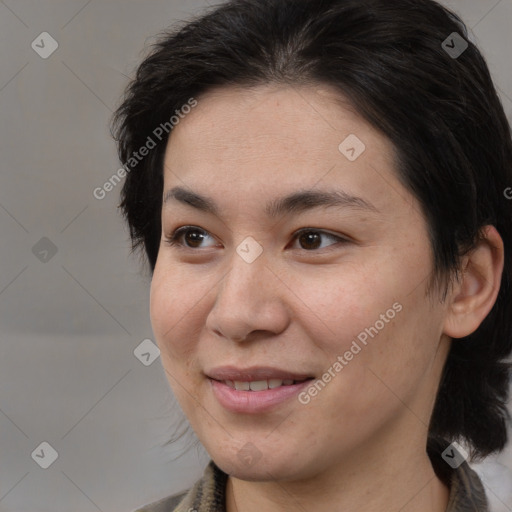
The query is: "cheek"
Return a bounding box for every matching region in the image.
[290,257,399,342]
[298,252,435,384]
[329,289,442,422]
[149,266,203,406]
[149,263,202,361]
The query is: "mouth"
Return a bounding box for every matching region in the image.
[205,366,316,413]
[205,365,315,383]
[211,377,314,391]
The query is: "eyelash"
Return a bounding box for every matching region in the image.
[164,226,349,252]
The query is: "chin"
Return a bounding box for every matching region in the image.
[212,446,310,482]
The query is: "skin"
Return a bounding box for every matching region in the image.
[149,84,504,512]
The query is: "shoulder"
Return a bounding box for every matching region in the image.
[132,489,189,512]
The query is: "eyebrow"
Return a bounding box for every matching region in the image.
[162,186,379,218]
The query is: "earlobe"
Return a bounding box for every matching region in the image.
[443,225,504,339]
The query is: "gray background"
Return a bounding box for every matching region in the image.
[0,1,511,511]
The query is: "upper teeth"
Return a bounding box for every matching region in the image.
[224,379,305,391]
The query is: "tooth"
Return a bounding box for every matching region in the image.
[234,381,250,391]
[249,380,269,391]
[225,380,235,389]
[282,379,294,385]
[268,379,284,389]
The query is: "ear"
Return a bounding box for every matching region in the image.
[443,225,504,339]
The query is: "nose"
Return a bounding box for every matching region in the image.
[204,249,290,343]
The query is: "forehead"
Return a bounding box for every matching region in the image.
[167,83,373,152]
[162,84,416,219]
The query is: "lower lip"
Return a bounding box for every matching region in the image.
[209,378,313,414]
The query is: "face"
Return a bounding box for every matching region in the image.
[150,84,451,481]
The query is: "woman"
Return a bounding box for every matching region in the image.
[111,0,512,510]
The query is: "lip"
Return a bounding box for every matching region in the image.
[205,365,314,381]
[209,377,314,414]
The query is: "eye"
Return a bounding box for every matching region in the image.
[165,226,218,249]
[164,226,348,251]
[290,228,348,251]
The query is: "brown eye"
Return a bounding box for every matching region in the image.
[297,231,322,250]
[182,228,207,248]
[291,229,347,251]
[165,226,216,249]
